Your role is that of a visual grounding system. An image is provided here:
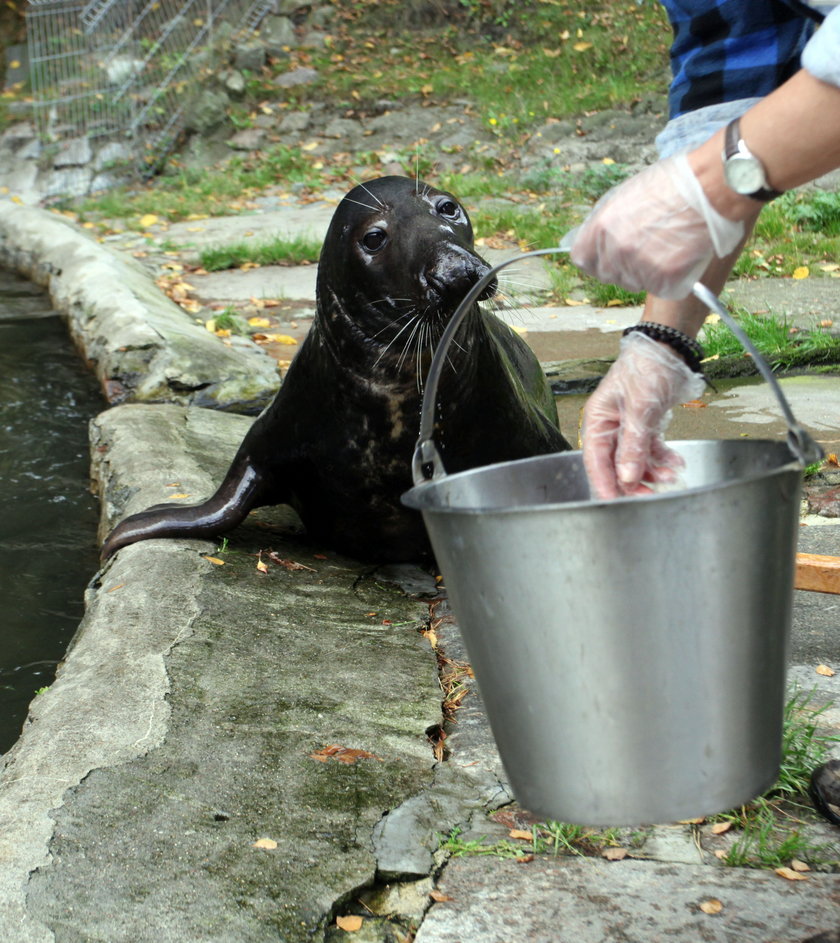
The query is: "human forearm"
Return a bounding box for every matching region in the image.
[688,69,840,222]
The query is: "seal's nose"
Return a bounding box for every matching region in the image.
[425,245,497,308]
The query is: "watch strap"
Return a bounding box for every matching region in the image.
[723,118,784,202]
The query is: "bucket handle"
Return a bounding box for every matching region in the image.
[691,282,823,467]
[411,247,823,486]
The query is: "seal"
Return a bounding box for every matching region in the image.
[102,176,571,563]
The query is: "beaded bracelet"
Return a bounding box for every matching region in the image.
[622,322,705,375]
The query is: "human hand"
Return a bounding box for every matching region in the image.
[570,153,745,300]
[583,332,707,499]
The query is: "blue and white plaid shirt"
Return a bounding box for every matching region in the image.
[660,1,838,117]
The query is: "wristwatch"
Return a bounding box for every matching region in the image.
[722,118,783,202]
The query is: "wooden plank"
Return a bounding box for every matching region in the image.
[795,553,840,594]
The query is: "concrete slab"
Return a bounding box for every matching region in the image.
[414,856,840,943]
[188,264,318,305]
[160,204,338,250]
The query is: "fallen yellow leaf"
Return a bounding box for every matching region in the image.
[573,41,593,51]
[699,898,723,914]
[139,213,159,228]
[791,859,811,872]
[816,664,836,677]
[248,316,271,327]
[167,493,191,500]
[429,889,453,902]
[711,821,732,835]
[509,829,533,841]
[601,847,628,861]
[775,866,808,881]
[792,266,810,280]
[203,556,225,566]
[252,837,277,850]
[336,915,363,932]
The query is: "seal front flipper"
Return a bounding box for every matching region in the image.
[100,454,265,560]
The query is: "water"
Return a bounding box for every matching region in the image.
[0,269,102,754]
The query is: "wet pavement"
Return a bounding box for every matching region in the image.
[0,194,839,941]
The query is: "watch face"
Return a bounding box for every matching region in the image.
[725,156,765,195]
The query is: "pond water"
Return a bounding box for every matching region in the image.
[0,269,102,754]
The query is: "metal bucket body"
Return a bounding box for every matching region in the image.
[403,440,803,824]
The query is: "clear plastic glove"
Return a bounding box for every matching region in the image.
[570,153,744,300]
[583,332,707,499]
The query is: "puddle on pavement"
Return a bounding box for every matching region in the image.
[554,373,840,457]
[0,270,103,754]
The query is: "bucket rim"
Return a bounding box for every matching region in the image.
[401,438,803,514]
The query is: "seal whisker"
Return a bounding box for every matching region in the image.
[343,196,382,212]
[374,313,423,368]
[370,306,419,343]
[357,181,386,209]
[396,317,427,373]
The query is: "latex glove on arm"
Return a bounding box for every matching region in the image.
[569,152,745,300]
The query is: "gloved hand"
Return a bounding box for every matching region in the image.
[570,153,745,300]
[583,331,707,499]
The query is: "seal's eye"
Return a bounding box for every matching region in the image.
[436,199,461,220]
[361,228,388,253]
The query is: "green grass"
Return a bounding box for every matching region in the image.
[701,305,840,370]
[69,144,327,223]
[708,687,840,870]
[439,822,629,861]
[300,1,671,133]
[199,235,322,271]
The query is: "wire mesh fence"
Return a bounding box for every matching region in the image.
[26,0,271,199]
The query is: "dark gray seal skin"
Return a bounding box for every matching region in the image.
[102,175,571,563]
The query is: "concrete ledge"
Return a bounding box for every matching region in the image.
[0,203,280,414]
[1,402,450,940]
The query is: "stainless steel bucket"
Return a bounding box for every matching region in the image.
[402,268,823,825]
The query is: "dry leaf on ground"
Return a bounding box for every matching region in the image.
[310,745,383,764]
[252,837,277,850]
[601,847,628,861]
[509,829,533,841]
[699,898,723,915]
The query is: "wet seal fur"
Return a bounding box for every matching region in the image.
[102,176,571,563]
